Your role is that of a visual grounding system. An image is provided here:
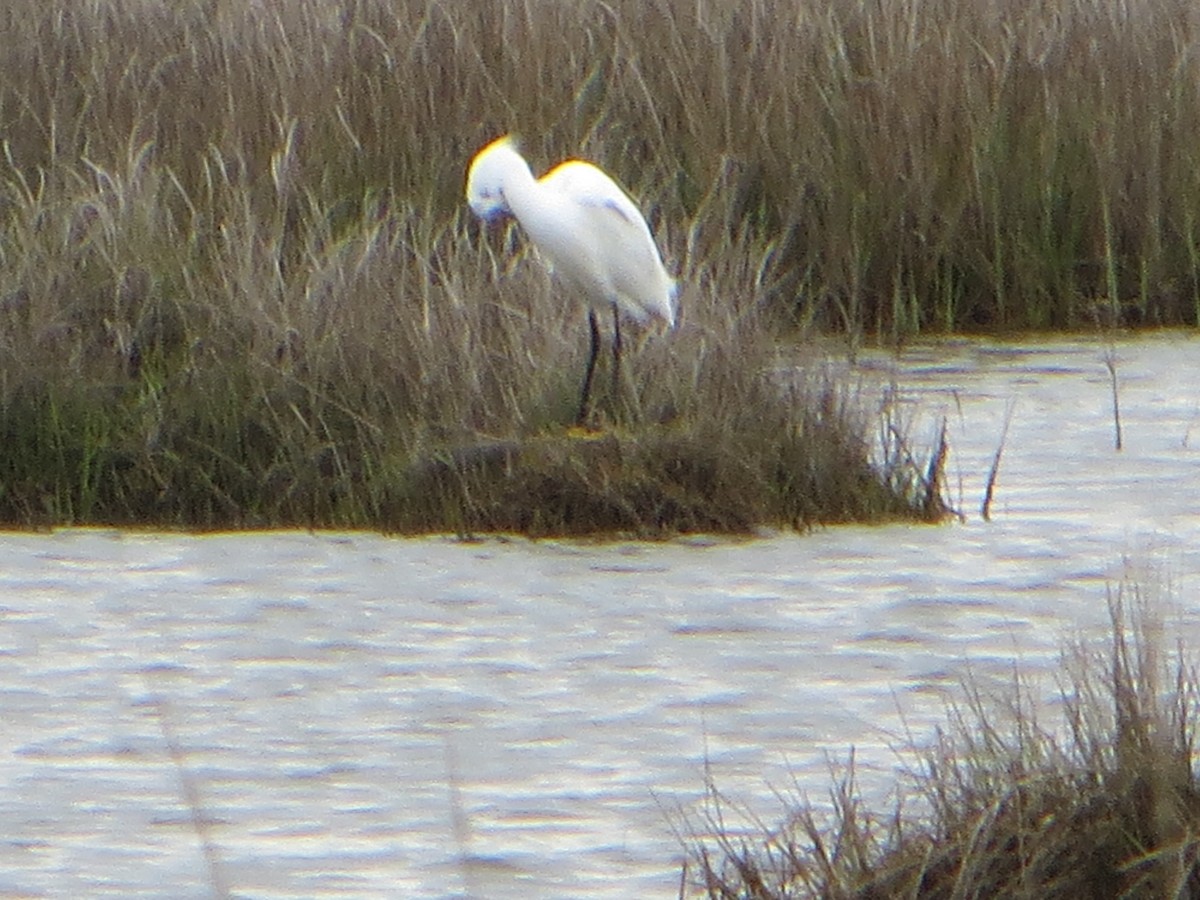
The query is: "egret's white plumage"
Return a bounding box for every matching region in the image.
[466,135,676,423]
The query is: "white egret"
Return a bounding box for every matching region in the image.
[465,135,676,425]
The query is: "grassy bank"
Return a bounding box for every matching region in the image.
[0,0,961,532]
[14,0,1192,529]
[681,584,1200,897]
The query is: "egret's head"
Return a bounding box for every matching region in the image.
[465,135,529,221]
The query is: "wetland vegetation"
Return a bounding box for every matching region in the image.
[5,3,1200,895]
[681,585,1200,898]
[3,0,1195,532]
[0,0,969,533]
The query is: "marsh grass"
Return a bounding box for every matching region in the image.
[21,0,1195,529]
[0,0,965,531]
[7,0,1200,329]
[681,582,1200,898]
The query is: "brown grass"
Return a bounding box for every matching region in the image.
[33,0,1199,528]
[680,581,1200,897]
[0,0,962,531]
[6,0,1200,331]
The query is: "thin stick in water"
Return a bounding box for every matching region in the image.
[444,736,479,899]
[153,697,230,899]
[1105,349,1123,451]
[981,400,1015,522]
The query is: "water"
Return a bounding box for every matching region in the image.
[3,333,1200,898]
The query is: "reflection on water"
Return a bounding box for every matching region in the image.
[3,334,1200,897]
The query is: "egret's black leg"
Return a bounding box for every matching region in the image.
[611,303,623,401]
[577,308,601,425]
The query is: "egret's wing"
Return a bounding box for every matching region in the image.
[541,162,650,234]
[538,160,676,326]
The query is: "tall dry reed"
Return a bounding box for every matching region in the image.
[25,0,1185,526]
[6,0,1200,329]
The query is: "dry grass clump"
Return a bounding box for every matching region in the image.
[0,0,955,532]
[5,0,1200,339]
[681,584,1200,898]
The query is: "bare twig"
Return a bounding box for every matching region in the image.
[152,697,230,899]
[923,417,951,520]
[981,400,1015,521]
[1104,349,1123,451]
[444,736,479,899]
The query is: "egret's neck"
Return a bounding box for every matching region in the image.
[501,167,544,223]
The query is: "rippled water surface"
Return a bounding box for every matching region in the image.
[4,334,1200,898]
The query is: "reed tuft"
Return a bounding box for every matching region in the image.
[681,581,1200,897]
